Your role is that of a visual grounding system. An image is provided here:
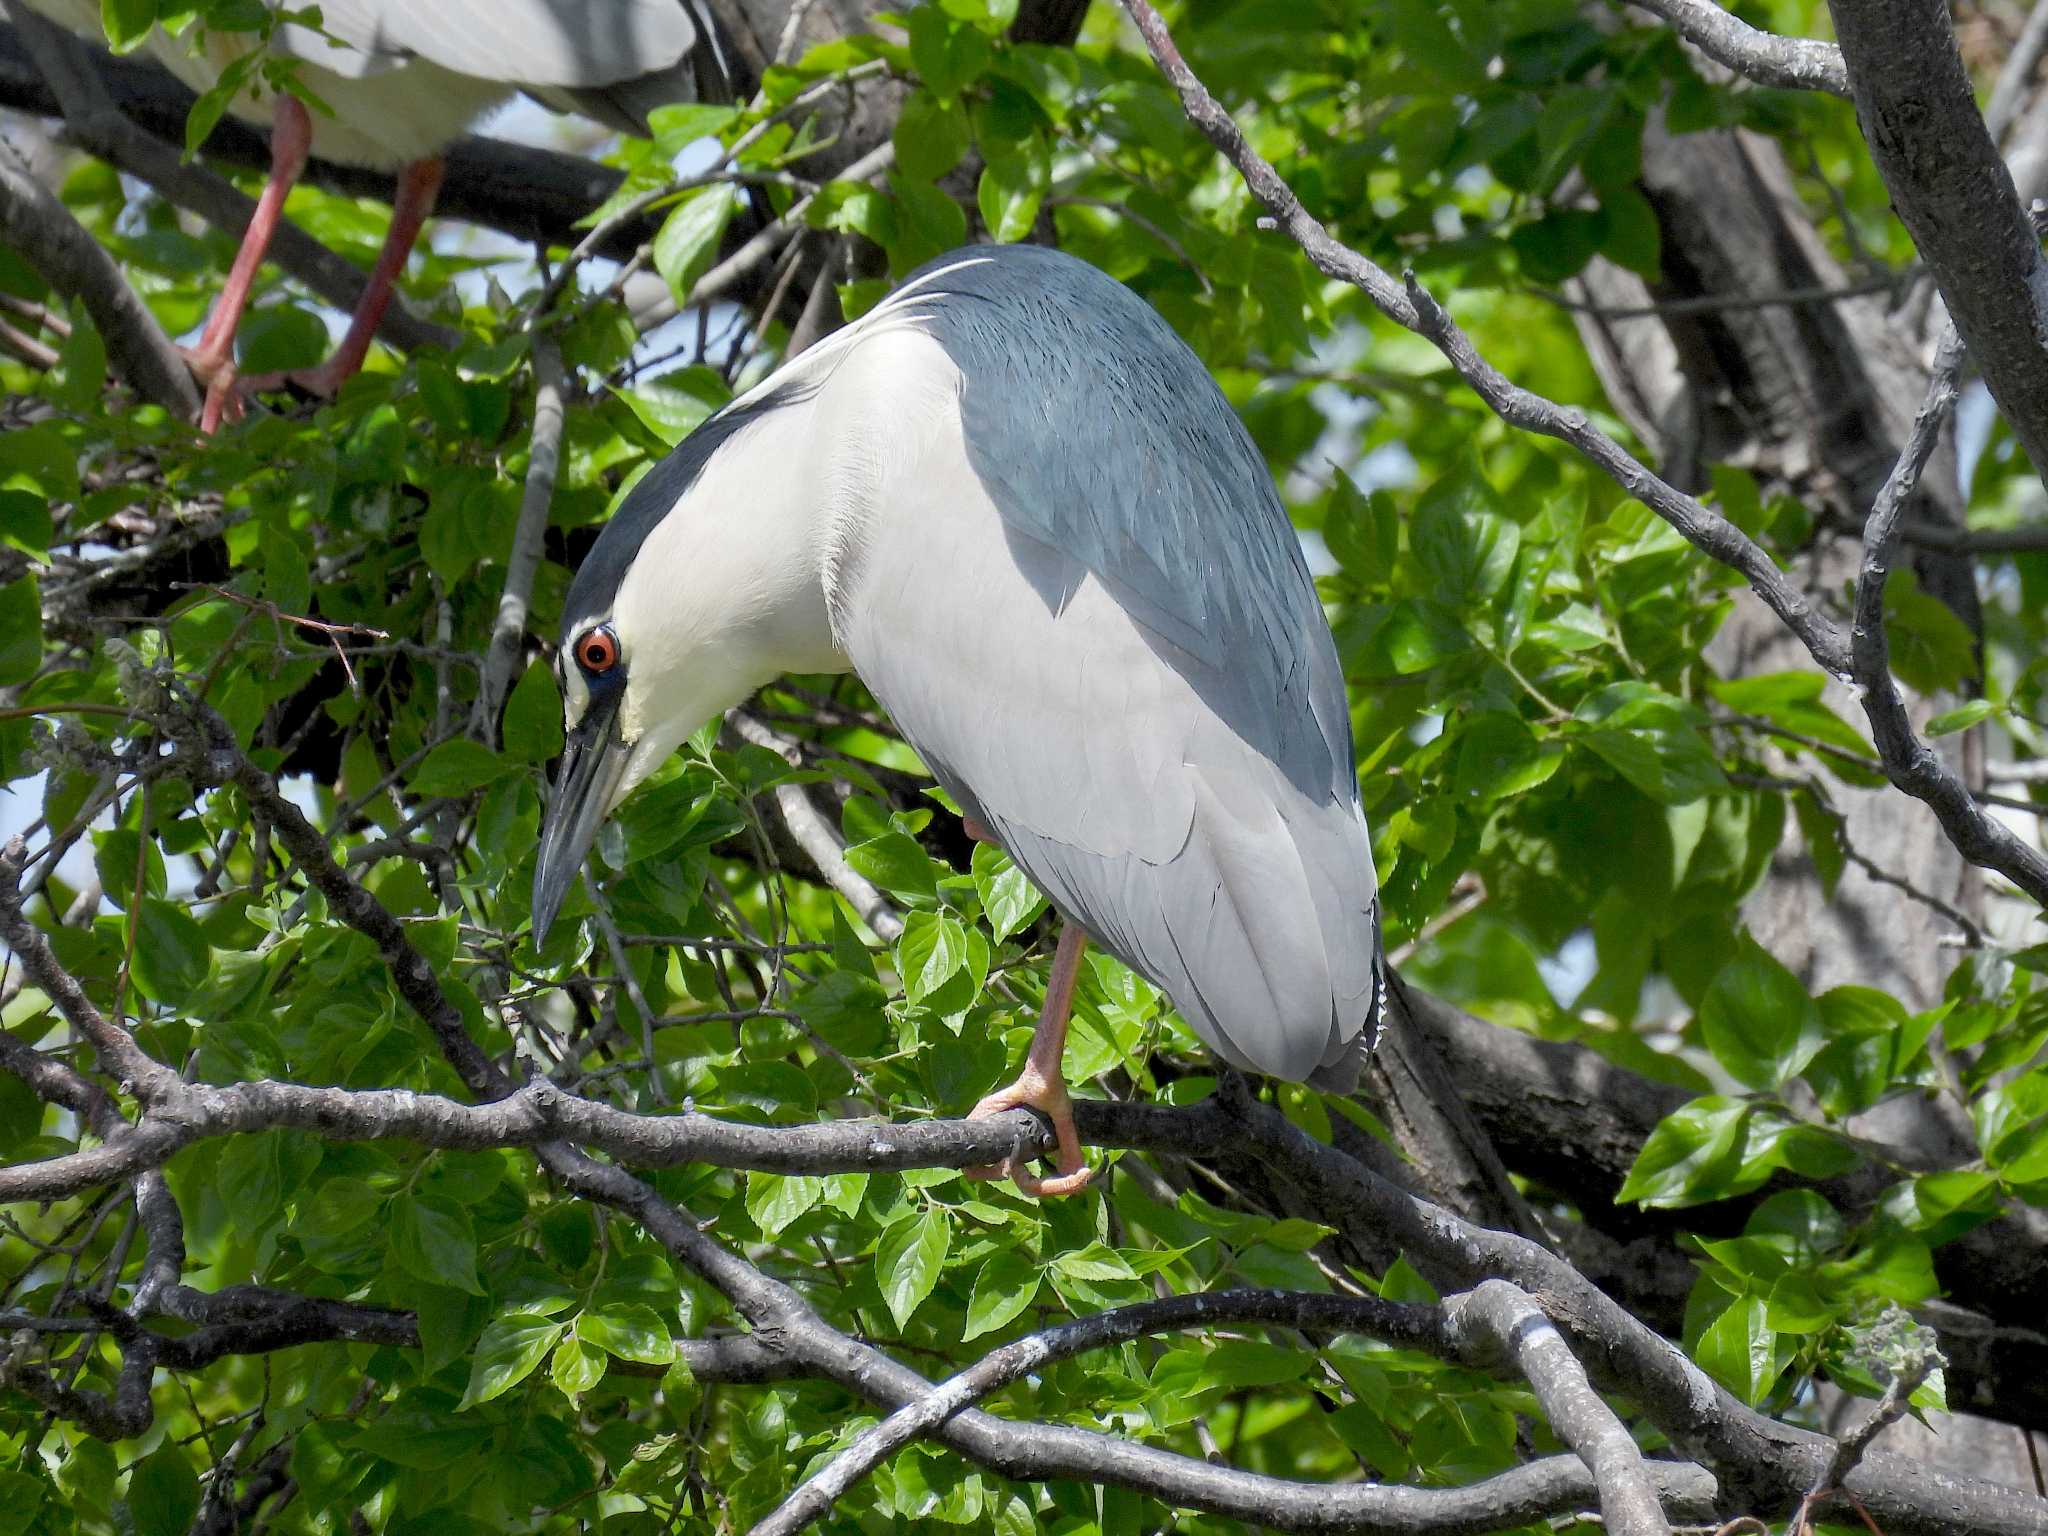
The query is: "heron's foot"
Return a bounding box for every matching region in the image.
[178,345,244,434]
[964,1064,1092,1197]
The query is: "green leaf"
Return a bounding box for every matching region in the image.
[1699,936,1826,1091]
[1882,568,1978,694]
[646,101,737,156]
[124,1446,199,1536]
[844,830,938,901]
[975,119,1050,244]
[1694,1294,1779,1406]
[1618,1096,1750,1207]
[0,489,53,560]
[392,1195,482,1295]
[217,1132,283,1234]
[1575,683,1726,804]
[1452,713,1563,803]
[823,1170,870,1217]
[746,1171,823,1236]
[94,828,165,907]
[0,575,42,686]
[1926,699,1995,737]
[940,0,1018,29]
[1411,465,1518,607]
[410,738,513,797]
[0,1471,46,1536]
[502,661,564,763]
[652,186,736,308]
[877,1206,951,1329]
[971,841,1045,943]
[576,1302,676,1365]
[100,0,156,52]
[897,910,968,1004]
[906,4,992,100]
[895,91,971,181]
[551,1334,607,1395]
[458,1314,563,1409]
[130,898,210,1005]
[1323,472,1398,585]
[963,1249,1040,1340]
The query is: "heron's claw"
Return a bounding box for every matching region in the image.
[964,1064,1093,1197]
[179,345,246,434]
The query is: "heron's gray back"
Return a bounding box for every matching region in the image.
[829,247,1383,1085]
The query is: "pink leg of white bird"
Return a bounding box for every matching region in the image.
[187,93,313,433]
[966,919,1094,1197]
[245,155,443,404]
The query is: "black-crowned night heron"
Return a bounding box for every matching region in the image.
[534,244,1386,1195]
[20,0,734,431]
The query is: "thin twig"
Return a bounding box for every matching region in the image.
[473,332,565,739]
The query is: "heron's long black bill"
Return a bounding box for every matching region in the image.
[532,692,629,946]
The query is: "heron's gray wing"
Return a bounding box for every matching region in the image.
[892,245,1357,814]
[275,0,714,93]
[830,307,1381,1086]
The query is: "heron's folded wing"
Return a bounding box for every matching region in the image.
[836,379,1380,1084]
[282,0,713,93]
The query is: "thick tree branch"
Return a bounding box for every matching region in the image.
[1086,1085,2047,1536]
[7,931,2044,1426]
[0,132,199,414]
[1627,0,1849,96]
[1827,0,2048,479]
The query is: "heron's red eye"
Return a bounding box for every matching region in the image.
[574,627,618,673]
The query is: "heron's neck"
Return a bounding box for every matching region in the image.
[608,404,849,769]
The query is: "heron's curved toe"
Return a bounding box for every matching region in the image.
[963,1066,1093,1198]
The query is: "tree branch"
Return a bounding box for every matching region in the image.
[0,837,183,1101]
[474,332,565,740]
[1627,0,1849,96]
[731,711,904,939]
[755,1289,1451,1536]
[1850,327,2048,903]
[135,692,1729,1535]
[1827,0,2048,479]
[1451,1281,1671,1536]
[14,689,2036,1531]
[0,129,199,414]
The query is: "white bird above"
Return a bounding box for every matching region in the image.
[20,0,735,430]
[534,244,1387,1196]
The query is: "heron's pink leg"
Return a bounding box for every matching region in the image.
[966,923,1093,1197]
[247,155,444,402]
[190,93,312,433]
